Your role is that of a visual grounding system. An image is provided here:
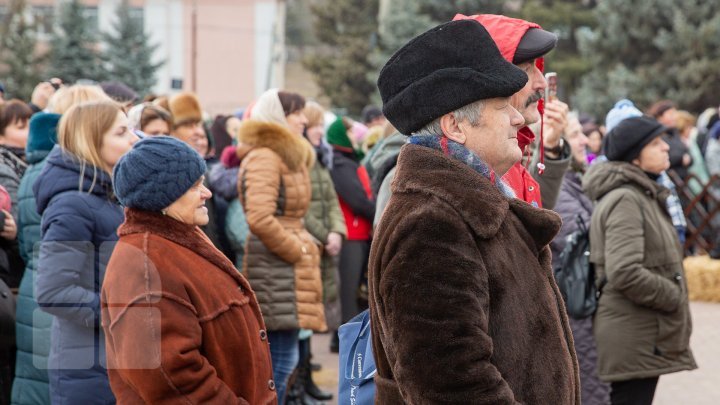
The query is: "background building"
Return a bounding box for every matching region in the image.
[0,0,286,114]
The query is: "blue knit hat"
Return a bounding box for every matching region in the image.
[113,136,206,211]
[27,112,61,154]
[605,99,643,132]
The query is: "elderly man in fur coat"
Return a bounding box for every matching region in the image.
[369,20,580,404]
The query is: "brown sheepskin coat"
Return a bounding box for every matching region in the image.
[237,120,326,332]
[369,144,580,404]
[101,209,276,405]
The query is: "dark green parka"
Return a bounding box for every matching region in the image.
[583,161,697,382]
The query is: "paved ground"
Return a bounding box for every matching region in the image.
[310,301,720,404]
[654,301,720,404]
[310,332,339,405]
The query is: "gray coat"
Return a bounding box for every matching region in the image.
[583,161,697,382]
[551,170,610,405]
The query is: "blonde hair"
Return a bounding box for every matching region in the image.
[303,101,325,128]
[48,85,112,115]
[676,110,696,134]
[57,101,122,191]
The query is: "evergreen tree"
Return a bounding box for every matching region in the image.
[48,0,105,84]
[414,0,506,23]
[0,0,45,101]
[514,0,597,107]
[303,0,379,116]
[378,0,434,57]
[575,0,720,117]
[102,0,163,95]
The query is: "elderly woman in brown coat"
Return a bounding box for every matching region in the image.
[102,136,276,404]
[239,89,325,403]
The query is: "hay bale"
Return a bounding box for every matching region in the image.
[684,255,720,302]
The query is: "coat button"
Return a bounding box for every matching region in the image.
[260,330,267,341]
[268,380,276,390]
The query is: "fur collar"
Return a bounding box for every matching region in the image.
[237,120,315,171]
[394,144,560,249]
[118,208,250,289]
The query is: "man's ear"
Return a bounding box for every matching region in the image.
[440,112,467,144]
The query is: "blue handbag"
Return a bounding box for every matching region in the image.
[338,309,376,405]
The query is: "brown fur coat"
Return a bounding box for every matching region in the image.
[369,144,580,404]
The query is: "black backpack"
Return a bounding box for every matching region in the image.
[554,215,599,319]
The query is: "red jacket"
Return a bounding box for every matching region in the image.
[338,165,374,240]
[454,14,546,208]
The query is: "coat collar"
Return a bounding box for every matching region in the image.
[236,120,315,171]
[394,144,560,248]
[119,208,250,288]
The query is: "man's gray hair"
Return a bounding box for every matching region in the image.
[413,100,485,136]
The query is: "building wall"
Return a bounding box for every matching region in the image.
[183,0,276,113]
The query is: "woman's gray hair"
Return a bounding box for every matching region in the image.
[413,100,485,136]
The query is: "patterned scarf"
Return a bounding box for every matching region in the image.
[407,134,516,198]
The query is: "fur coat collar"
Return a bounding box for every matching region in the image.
[236,120,315,172]
[118,208,246,286]
[395,144,560,250]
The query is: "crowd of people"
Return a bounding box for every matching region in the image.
[0,10,716,405]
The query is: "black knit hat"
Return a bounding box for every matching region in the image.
[377,20,528,135]
[604,116,669,163]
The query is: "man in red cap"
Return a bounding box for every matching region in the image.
[454,14,571,209]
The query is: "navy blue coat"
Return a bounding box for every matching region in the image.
[33,146,120,405]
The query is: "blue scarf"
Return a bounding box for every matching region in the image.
[407,134,516,198]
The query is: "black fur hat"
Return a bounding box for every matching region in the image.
[377,19,528,135]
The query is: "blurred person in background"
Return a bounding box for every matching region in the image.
[203,114,244,261]
[551,114,611,405]
[361,105,386,129]
[580,114,604,165]
[27,81,60,114]
[103,136,276,404]
[583,116,696,405]
[11,85,112,405]
[285,101,344,403]
[126,103,172,136]
[33,101,138,404]
[209,115,241,158]
[676,110,709,196]
[238,89,325,403]
[0,100,32,292]
[168,92,208,157]
[647,100,692,181]
[99,82,138,112]
[168,92,222,255]
[326,117,375,326]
